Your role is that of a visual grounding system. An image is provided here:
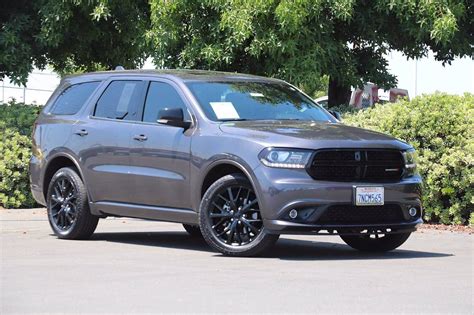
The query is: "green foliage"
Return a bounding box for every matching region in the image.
[344,93,474,225]
[1,0,150,85]
[149,0,473,105]
[2,0,472,103]
[303,75,329,99]
[330,104,360,115]
[0,100,42,135]
[0,127,37,208]
[0,101,42,208]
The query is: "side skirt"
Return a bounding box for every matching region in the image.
[90,201,198,225]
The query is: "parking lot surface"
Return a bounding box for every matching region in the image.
[1,209,472,314]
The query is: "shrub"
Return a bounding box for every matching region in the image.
[0,101,42,208]
[0,125,37,208]
[330,104,360,115]
[0,100,42,136]
[344,93,474,225]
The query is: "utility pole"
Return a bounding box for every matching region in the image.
[414,58,418,96]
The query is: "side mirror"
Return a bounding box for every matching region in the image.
[157,108,191,129]
[329,110,342,121]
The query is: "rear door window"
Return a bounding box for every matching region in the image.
[94,80,144,120]
[50,81,100,115]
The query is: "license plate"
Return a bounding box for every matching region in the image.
[355,186,384,206]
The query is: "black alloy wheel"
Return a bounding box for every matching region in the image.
[49,176,78,231]
[199,174,279,256]
[208,184,263,245]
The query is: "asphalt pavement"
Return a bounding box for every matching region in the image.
[1,208,472,314]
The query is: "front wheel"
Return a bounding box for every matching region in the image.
[199,174,279,256]
[340,232,411,252]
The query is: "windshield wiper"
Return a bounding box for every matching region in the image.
[218,118,250,122]
[219,118,309,122]
[274,118,304,121]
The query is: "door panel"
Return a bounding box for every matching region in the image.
[75,120,133,203]
[74,79,145,203]
[129,124,192,208]
[128,81,193,209]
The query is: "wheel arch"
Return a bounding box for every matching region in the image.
[197,159,264,212]
[42,153,85,201]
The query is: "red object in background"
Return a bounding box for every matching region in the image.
[371,85,379,104]
[389,88,409,102]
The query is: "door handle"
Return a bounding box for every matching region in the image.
[133,134,148,142]
[74,129,88,136]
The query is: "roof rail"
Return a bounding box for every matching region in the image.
[114,65,125,70]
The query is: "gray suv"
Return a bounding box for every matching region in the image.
[30,70,423,256]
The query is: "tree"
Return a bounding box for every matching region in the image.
[149,0,473,106]
[2,1,472,104]
[0,0,150,85]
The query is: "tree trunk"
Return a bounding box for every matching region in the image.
[328,77,351,108]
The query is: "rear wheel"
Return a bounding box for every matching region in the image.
[183,224,202,237]
[340,231,411,252]
[199,173,279,256]
[46,167,98,239]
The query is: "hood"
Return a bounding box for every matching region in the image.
[218,121,411,150]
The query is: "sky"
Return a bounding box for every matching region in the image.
[1,51,473,105]
[386,50,473,97]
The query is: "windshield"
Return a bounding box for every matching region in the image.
[185,81,335,122]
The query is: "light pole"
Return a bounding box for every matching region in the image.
[414,58,418,96]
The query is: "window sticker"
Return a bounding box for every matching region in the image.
[209,102,240,119]
[117,83,136,112]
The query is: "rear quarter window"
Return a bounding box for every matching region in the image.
[50,81,100,115]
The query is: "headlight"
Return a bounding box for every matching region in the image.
[259,148,312,168]
[403,149,417,173]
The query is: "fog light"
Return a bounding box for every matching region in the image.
[408,207,417,217]
[289,209,298,219]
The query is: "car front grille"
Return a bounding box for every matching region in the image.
[316,204,404,225]
[307,149,404,181]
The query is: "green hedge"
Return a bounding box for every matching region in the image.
[0,100,42,135]
[344,93,474,225]
[0,101,42,208]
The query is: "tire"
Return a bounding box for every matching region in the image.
[199,173,279,256]
[183,224,202,237]
[46,167,99,239]
[340,232,411,252]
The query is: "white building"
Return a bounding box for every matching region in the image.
[1,68,60,105]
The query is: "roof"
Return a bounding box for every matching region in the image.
[63,69,283,84]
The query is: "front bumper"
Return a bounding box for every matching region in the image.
[252,165,423,235]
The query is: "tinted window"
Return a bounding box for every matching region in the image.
[186,81,334,122]
[94,81,143,120]
[50,82,100,115]
[143,82,190,123]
